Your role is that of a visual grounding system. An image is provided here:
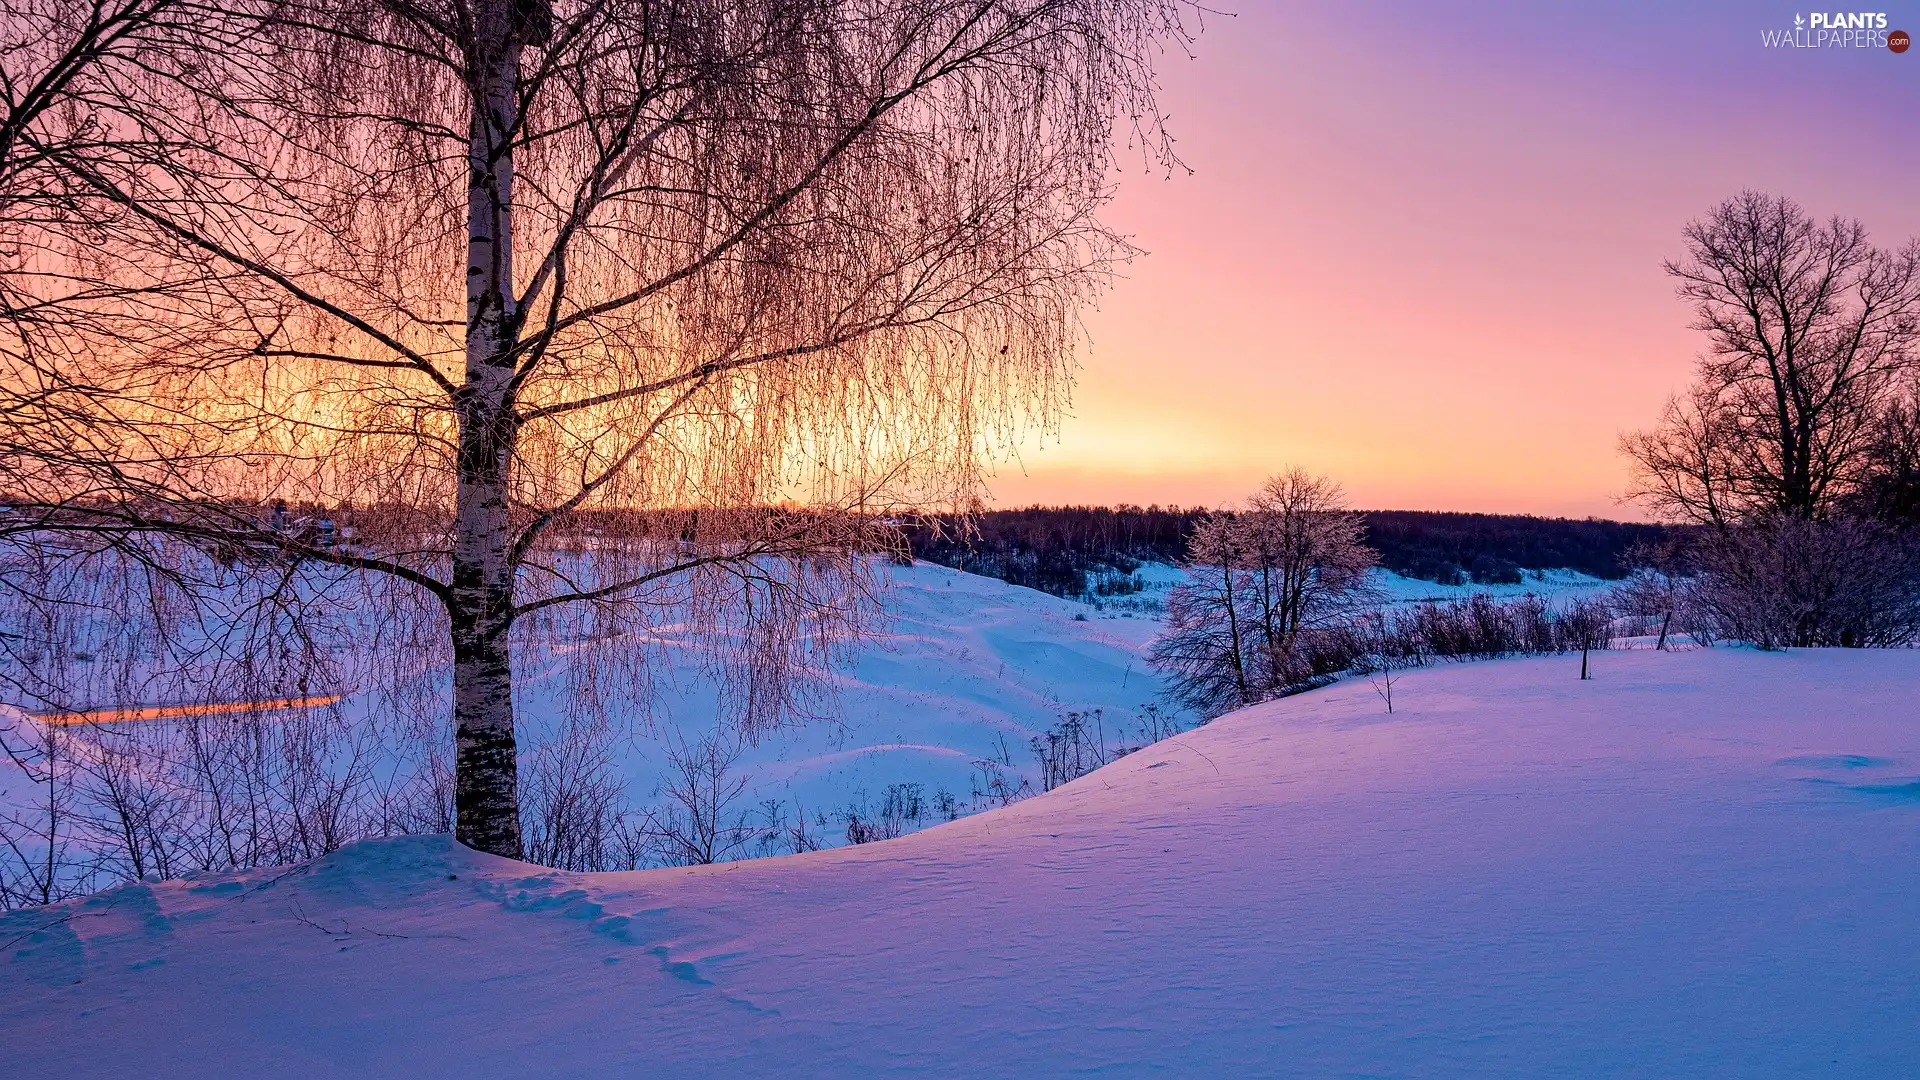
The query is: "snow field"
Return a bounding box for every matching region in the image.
[6,645,1917,1077]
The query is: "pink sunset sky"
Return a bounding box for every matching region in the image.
[985,2,1920,517]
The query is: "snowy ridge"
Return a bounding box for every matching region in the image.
[6,646,1919,1077]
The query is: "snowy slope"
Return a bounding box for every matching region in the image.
[2,558,1609,841]
[6,646,1919,1077]
[510,558,1606,825]
[1096,560,1611,615]
[1366,565,1611,604]
[0,560,1174,843]
[522,559,1173,819]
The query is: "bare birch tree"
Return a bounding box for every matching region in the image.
[1152,514,1253,713]
[1,0,1194,856]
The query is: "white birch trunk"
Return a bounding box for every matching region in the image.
[451,0,525,857]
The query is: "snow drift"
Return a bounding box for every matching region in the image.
[5,645,1918,1077]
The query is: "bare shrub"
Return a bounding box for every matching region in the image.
[1389,594,1617,663]
[0,534,468,908]
[0,715,98,907]
[1031,709,1119,792]
[1338,593,1624,704]
[1399,594,1538,660]
[633,731,761,868]
[752,799,824,858]
[842,783,941,845]
[520,714,629,873]
[1130,703,1186,744]
[1688,516,1920,648]
[67,723,193,883]
[1559,596,1616,680]
[1613,571,1685,650]
[374,704,456,838]
[0,692,409,910]
[968,759,1032,811]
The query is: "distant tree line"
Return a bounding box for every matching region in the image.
[902,504,1203,595]
[1359,511,1675,585]
[904,505,1676,597]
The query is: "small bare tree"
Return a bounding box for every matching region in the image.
[1152,514,1254,712]
[520,711,627,872]
[1557,596,1615,680]
[1241,469,1379,685]
[1358,609,1398,713]
[1151,470,1378,716]
[636,729,758,867]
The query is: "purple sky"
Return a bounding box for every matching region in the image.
[988,1,1920,516]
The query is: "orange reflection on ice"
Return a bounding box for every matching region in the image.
[33,695,344,726]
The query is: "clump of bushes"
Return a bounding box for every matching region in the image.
[1381,593,1617,664]
[1288,593,1618,691]
[1683,517,1920,649]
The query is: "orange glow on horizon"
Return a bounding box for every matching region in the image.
[984,4,1919,519]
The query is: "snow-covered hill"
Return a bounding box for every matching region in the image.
[0,560,1176,859]
[612,559,1609,812]
[7,646,1918,1077]
[529,559,1175,823]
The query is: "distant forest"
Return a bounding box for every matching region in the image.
[902,506,1677,597]
[1359,510,1674,584]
